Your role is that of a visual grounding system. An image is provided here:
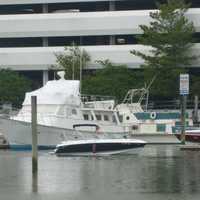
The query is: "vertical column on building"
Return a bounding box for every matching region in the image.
[42,4,49,85]
[109,1,116,45]
[42,4,49,47]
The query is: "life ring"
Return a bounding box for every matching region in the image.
[150,112,156,119]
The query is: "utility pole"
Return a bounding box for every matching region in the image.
[194,95,199,125]
[80,49,82,94]
[72,41,75,80]
[180,95,187,144]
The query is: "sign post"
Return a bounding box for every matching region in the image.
[179,74,189,145]
[31,96,38,174]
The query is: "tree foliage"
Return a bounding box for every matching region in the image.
[190,74,200,98]
[55,45,91,80]
[82,60,144,102]
[0,69,32,107]
[131,0,196,99]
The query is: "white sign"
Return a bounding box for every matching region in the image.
[180,74,189,95]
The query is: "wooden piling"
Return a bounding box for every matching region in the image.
[180,144,200,151]
[180,95,187,144]
[31,96,38,174]
[194,95,199,124]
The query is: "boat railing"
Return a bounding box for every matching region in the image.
[16,112,61,125]
[70,123,132,139]
[81,94,116,110]
[81,94,115,103]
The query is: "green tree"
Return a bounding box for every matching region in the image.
[131,0,196,100]
[82,60,144,102]
[0,69,32,107]
[55,45,91,80]
[190,75,200,97]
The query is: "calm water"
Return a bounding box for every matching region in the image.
[0,145,200,200]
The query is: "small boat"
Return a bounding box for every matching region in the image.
[54,138,146,156]
[175,128,200,143]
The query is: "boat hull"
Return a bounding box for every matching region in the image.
[0,117,76,149]
[175,131,200,143]
[0,116,180,149]
[0,117,128,149]
[55,139,146,156]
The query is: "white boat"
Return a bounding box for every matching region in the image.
[54,138,146,156]
[0,72,189,149]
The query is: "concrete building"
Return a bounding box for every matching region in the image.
[0,0,199,84]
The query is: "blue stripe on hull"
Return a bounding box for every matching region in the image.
[9,144,56,151]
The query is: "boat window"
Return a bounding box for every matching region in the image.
[126,116,130,120]
[112,115,117,123]
[66,108,71,116]
[72,109,77,115]
[116,112,123,122]
[58,107,65,115]
[96,114,102,121]
[104,115,109,121]
[83,114,89,120]
[118,114,123,123]
[132,125,138,130]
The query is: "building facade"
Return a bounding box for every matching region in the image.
[0,0,199,84]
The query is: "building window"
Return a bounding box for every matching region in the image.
[193,32,200,43]
[0,38,43,48]
[82,36,110,46]
[48,2,109,13]
[48,36,81,46]
[0,4,42,15]
[116,35,138,45]
[115,0,156,11]
[48,36,110,47]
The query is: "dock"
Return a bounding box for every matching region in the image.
[180,144,200,151]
